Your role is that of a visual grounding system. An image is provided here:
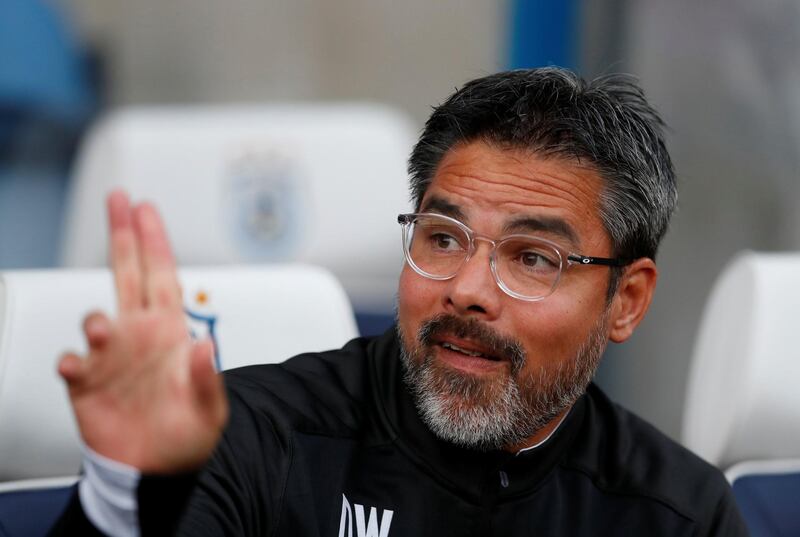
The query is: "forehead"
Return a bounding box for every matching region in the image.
[419,141,608,249]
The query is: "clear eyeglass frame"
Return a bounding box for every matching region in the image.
[397,212,631,302]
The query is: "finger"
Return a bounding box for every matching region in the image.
[83,311,112,350]
[108,190,144,312]
[133,203,182,311]
[190,340,228,427]
[58,352,87,387]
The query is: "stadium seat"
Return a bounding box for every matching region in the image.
[682,252,800,536]
[0,265,357,535]
[59,104,416,334]
[726,459,800,537]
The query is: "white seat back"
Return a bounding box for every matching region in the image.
[682,252,800,468]
[0,265,357,481]
[60,104,415,313]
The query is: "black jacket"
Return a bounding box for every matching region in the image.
[53,328,748,536]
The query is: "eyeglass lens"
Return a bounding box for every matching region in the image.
[404,214,562,299]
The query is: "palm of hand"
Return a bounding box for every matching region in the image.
[59,193,228,473]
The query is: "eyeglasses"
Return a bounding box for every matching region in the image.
[398,213,631,301]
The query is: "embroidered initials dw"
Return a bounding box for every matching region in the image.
[338,494,394,537]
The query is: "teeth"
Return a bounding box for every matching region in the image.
[442,342,486,358]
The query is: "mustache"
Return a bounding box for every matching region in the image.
[417,314,526,374]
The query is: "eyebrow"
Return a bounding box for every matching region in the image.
[419,196,466,221]
[420,195,580,247]
[502,216,580,247]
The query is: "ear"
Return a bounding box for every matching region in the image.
[608,258,658,343]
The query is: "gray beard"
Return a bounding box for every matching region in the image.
[398,312,609,451]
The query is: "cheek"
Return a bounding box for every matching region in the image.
[511,299,597,366]
[397,266,439,336]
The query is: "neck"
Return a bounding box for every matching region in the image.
[504,406,572,454]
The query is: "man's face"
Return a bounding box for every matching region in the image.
[397,141,617,451]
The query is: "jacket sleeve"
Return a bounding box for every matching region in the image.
[46,469,201,537]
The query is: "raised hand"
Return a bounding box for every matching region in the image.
[58,191,228,473]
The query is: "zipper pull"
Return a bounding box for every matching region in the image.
[499,470,509,488]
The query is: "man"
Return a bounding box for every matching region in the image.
[52,68,748,536]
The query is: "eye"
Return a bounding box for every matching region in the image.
[519,251,555,268]
[506,244,559,273]
[430,231,463,251]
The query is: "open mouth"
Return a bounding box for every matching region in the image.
[438,340,501,362]
[417,314,524,373]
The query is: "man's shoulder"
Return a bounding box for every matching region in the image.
[564,384,732,523]
[220,334,382,435]
[226,335,374,385]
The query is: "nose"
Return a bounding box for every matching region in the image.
[442,240,502,319]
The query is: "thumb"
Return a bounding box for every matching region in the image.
[58,352,87,388]
[190,339,228,427]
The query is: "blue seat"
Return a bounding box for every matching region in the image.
[0,0,95,269]
[0,482,75,537]
[729,462,800,537]
[0,0,93,121]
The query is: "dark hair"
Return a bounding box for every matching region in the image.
[408,67,677,269]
